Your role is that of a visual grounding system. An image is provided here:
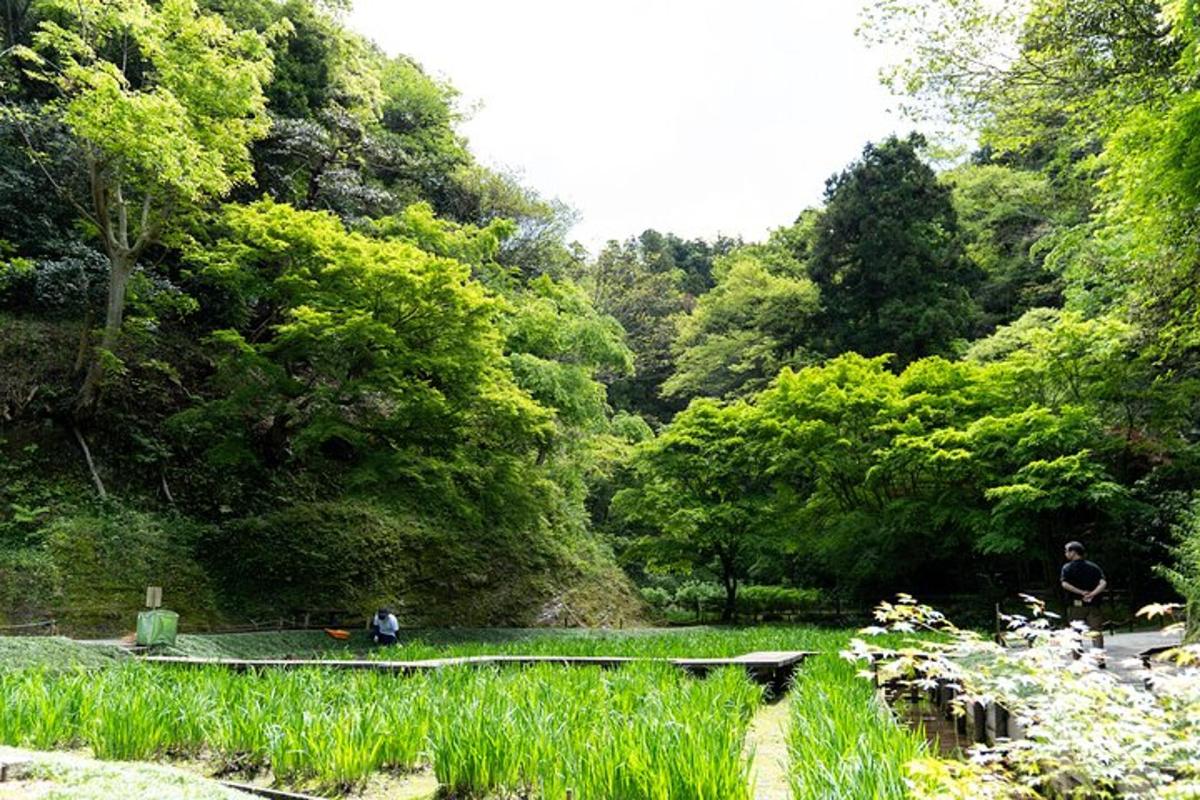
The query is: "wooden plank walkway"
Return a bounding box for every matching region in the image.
[139,650,813,691]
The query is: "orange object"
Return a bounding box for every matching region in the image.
[324,628,351,640]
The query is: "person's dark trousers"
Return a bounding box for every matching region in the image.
[376,632,397,646]
[1067,603,1105,651]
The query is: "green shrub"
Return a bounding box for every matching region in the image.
[0,547,62,624]
[1163,496,1200,641]
[735,585,820,617]
[45,507,220,632]
[673,581,725,618]
[640,586,672,610]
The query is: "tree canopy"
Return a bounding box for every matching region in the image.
[3,0,1200,626]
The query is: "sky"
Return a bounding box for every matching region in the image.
[347,1,905,251]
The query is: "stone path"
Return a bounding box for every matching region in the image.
[745,699,792,800]
[1103,629,1183,684]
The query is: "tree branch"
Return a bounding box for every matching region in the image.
[72,424,107,498]
[7,103,101,229]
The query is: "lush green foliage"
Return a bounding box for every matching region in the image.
[3,0,1200,645]
[807,134,980,365]
[664,241,819,400]
[620,308,1192,604]
[1163,498,1200,641]
[0,662,761,797]
[619,0,1200,612]
[788,655,925,799]
[0,0,648,627]
[614,399,777,619]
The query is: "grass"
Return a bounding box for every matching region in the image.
[1,626,936,798]
[0,636,126,671]
[168,624,853,661]
[0,661,762,798]
[169,630,360,659]
[787,654,926,800]
[0,746,256,800]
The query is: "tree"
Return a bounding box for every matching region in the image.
[13,0,277,414]
[664,242,819,401]
[808,134,980,365]
[859,0,1178,163]
[612,399,773,620]
[177,199,554,515]
[943,164,1063,331]
[583,239,688,424]
[637,229,735,297]
[860,0,1182,318]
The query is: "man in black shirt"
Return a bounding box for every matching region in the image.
[1061,540,1107,650]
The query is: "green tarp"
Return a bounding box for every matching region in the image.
[136,610,178,647]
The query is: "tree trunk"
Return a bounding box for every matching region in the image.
[74,252,133,416]
[720,557,738,623]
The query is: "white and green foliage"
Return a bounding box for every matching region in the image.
[848,596,1200,799]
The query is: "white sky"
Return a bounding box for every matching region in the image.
[347,1,904,250]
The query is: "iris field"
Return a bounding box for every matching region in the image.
[0,627,925,799]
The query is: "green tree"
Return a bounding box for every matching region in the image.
[807,134,979,366]
[943,164,1063,330]
[178,199,552,509]
[859,0,1178,165]
[583,239,688,424]
[664,243,819,401]
[613,399,773,621]
[13,0,277,414]
[637,229,735,297]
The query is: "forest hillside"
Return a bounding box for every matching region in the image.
[2,0,1200,633]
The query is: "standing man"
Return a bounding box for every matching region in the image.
[1061,541,1107,651]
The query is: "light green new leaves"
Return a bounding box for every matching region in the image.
[22,0,275,202]
[666,248,819,401]
[192,199,552,471]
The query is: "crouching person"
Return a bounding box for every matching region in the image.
[371,607,399,645]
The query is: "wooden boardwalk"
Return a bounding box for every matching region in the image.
[140,650,812,691]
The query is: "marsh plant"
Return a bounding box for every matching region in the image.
[0,662,759,798]
[788,654,926,799]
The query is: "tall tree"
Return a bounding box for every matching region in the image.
[613,398,773,621]
[943,163,1063,331]
[664,237,819,401]
[584,239,687,425]
[807,134,979,366]
[13,0,276,414]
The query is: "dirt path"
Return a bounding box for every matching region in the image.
[745,699,792,800]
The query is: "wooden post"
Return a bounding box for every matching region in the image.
[145,586,163,609]
[566,791,574,800]
[972,701,987,744]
